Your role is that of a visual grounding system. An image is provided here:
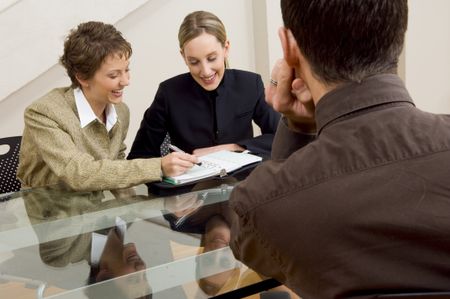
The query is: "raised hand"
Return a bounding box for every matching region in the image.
[266,58,316,133]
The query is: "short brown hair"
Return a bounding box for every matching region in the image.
[60,21,132,88]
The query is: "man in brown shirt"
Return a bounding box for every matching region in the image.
[228,1,450,298]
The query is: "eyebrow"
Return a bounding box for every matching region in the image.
[106,66,129,74]
[187,51,218,60]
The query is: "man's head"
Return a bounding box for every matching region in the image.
[280,0,408,85]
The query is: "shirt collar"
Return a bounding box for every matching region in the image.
[315,74,415,135]
[74,88,118,132]
[90,216,127,266]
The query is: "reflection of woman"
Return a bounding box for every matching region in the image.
[17,21,197,192]
[24,189,153,298]
[128,11,280,160]
[197,215,239,296]
[86,227,151,299]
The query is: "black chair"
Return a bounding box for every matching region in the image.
[0,136,22,194]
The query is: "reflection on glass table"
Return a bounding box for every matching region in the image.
[0,182,278,299]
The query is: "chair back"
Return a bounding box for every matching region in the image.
[0,136,22,194]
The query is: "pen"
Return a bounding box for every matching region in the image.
[168,144,202,166]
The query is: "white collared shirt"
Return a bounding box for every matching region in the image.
[74,88,118,132]
[91,216,127,266]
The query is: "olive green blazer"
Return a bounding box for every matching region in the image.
[17,87,162,191]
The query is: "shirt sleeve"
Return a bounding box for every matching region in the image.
[236,75,281,156]
[128,84,169,159]
[271,117,316,160]
[227,180,288,283]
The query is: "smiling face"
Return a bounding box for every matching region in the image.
[197,215,238,295]
[78,53,130,113]
[181,32,229,91]
[93,229,150,298]
[97,229,146,280]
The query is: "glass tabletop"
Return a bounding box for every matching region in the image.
[0,180,275,299]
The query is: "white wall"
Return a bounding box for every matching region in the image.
[405,0,450,113]
[0,0,148,101]
[264,0,284,74]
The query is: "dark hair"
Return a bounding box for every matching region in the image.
[60,21,132,88]
[280,0,408,84]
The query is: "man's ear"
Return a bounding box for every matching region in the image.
[278,27,301,68]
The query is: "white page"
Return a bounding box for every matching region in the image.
[164,150,262,185]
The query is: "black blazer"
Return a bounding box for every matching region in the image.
[128,69,280,159]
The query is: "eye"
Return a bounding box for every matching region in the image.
[207,56,217,62]
[189,60,198,65]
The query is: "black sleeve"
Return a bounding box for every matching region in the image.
[237,75,281,157]
[127,84,169,159]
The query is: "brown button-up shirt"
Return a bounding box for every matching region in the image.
[229,74,450,299]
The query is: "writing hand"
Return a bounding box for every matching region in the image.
[164,193,204,218]
[161,152,199,177]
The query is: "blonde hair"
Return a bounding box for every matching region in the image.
[178,11,229,68]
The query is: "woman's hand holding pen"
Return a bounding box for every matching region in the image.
[161,151,199,177]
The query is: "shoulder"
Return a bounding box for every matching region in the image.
[222,70,264,96]
[114,102,130,124]
[115,101,129,115]
[159,72,193,88]
[224,69,264,92]
[26,87,74,116]
[225,69,262,82]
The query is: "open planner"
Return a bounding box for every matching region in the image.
[163,150,262,185]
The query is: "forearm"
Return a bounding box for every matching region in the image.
[21,108,163,191]
[57,156,162,191]
[236,134,275,157]
[271,117,316,160]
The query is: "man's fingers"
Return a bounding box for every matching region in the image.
[291,78,314,112]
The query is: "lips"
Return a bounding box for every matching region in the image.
[112,89,123,97]
[201,73,216,84]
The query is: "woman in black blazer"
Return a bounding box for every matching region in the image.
[128,11,280,160]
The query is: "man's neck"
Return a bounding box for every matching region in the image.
[297,56,338,105]
[303,70,338,105]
